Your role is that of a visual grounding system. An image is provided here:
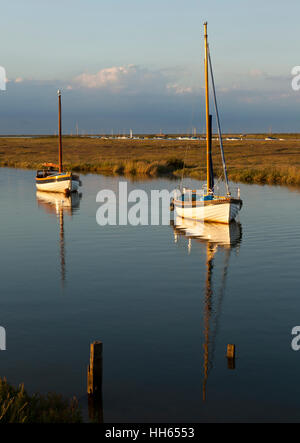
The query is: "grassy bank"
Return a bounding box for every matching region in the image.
[0,378,81,423]
[1,136,300,186]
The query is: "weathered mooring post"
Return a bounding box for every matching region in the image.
[226,344,236,370]
[87,341,103,422]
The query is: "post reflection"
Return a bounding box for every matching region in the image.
[171,215,242,401]
[36,191,81,286]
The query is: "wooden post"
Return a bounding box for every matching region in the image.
[88,341,103,395]
[87,341,103,422]
[227,344,235,370]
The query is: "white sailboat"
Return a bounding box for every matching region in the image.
[173,22,243,224]
[36,90,82,194]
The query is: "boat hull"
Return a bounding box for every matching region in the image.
[174,198,242,224]
[36,174,80,193]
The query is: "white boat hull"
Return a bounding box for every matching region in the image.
[36,178,79,193]
[174,199,241,224]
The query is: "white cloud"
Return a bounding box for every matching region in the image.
[72,65,134,90]
[249,69,263,77]
[70,65,150,92]
[167,83,193,94]
[68,64,193,96]
[248,69,290,83]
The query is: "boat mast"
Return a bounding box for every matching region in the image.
[204,22,211,194]
[58,89,63,173]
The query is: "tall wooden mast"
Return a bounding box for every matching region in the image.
[204,22,211,194]
[58,89,63,173]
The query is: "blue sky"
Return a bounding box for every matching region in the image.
[1,0,300,133]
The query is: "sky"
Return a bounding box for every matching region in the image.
[1,0,300,134]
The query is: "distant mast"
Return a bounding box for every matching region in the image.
[58,89,63,173]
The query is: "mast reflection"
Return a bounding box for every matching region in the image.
[36,191,81,286]
[171,215,242,401]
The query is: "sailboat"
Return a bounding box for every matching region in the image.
[173,22,242,224]
[36,90,82,193]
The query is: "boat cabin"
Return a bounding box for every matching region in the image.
[36,163,59,178]
[180,188,214,202]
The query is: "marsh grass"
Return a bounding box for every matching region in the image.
[0,378,82,423]
[1,136,300,186]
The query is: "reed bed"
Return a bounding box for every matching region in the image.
[0,378,81,423]
[1,136,300,187]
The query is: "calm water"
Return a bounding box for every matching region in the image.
[1,167,300,422]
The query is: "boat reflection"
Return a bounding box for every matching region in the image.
[172,215,242,248]
[36,191,81,286]
[171,215,242,401]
